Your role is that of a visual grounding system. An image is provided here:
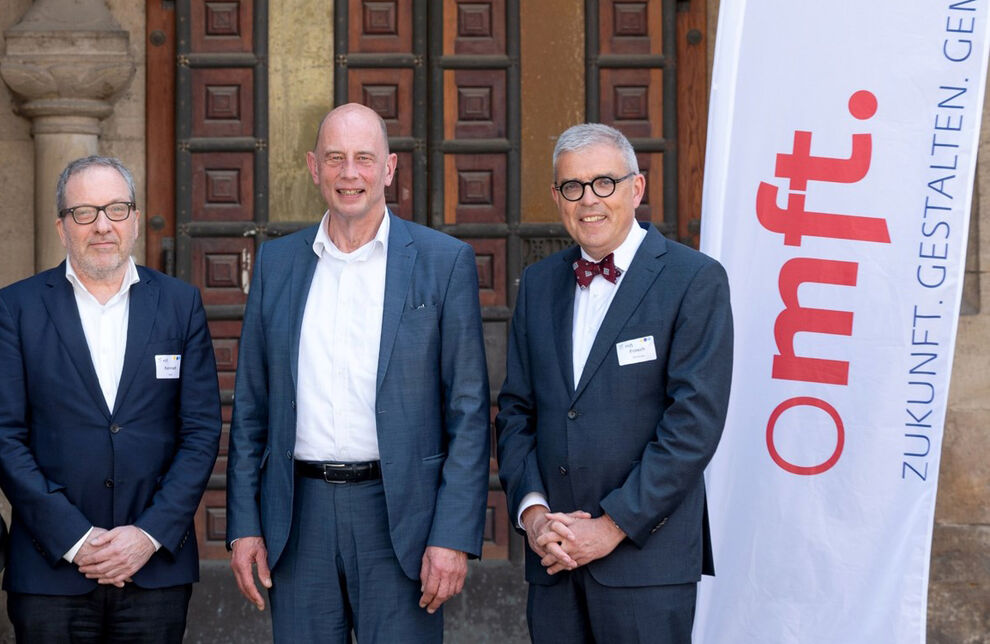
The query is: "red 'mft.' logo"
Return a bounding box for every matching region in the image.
[757,91,891,475]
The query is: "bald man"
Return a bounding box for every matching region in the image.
[226,104,491,642]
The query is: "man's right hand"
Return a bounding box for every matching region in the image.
[521,505,589,572]
[72,527,108,567]
[230,536,271,611]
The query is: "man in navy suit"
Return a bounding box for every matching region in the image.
[497,124,733,642]
[0,156,222,643]
[226,103,491,642]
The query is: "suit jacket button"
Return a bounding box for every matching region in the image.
[104,479,114,488]
[291,400,296,409]
[567,410,577,420]
[109,424,120,434]
[559,466,567,476]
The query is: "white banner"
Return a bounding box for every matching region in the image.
[695,2,990,643]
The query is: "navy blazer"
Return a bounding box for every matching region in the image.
[225,213,491,580]
[496,225,733,587]
[0,263,221,594]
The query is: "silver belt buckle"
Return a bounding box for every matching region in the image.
[323,462,348,484]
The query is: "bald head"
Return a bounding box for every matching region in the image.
[305,101,398,232]
[313,103,390,155]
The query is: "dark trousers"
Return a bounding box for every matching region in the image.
[527,566,697,643]
[7,583,191,644]
[269,476,442,643]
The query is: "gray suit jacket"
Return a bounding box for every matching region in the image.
[226,213,491,580]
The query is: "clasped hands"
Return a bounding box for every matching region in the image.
[73,525,157,587]
[521,505,626,575]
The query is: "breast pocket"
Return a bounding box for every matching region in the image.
[401,303,438,324]
[609,325,665,394]
[146,339,182,354]
[397,305,439,351]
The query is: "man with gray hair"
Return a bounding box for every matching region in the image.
[497,123,733,641]
[0,156,221,642]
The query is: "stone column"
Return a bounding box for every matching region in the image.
[0,0,135,272]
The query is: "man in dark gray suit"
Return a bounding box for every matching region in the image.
[497,123,733,642]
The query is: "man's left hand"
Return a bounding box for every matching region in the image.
[418,546,468,614]
[75,525,156,586]
[537,513,626,575]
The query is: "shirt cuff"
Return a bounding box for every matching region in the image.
[517,492,550,530]
[139,528,162,552]
[64,526,94,563]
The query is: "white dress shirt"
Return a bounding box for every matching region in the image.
[63,257,160,561]
[66,257,139,413]
[571,223,647,387]
[517,222,647,527]
[294,211,388,462]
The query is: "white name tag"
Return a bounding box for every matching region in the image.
[155,354,182,379]
[616,336,657,366]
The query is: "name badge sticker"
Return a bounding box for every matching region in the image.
[616,336,657,366]
[155,354,182,379]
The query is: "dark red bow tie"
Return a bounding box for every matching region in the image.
[573,253,622,289]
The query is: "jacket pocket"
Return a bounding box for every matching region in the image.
[45,479,65,494]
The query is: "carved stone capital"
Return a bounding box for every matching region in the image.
[0,0,135,126]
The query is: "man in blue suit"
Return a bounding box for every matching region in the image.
[226,103,491,642]
[497,124,733,642]
[0,156,222,642]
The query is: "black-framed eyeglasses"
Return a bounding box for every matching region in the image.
[553,172,636,202]
[59,202,136,225]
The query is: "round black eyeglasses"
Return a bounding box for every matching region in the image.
[553,172,636,202]
[59,202,136,225]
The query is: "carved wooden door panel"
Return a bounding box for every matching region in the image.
[590,0,707,248]
[176,0,269,560]
[147,0,268,560]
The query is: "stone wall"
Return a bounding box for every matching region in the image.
[928,77,990,643]
[0,0,35,283]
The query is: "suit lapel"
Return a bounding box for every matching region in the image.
[40,263,111,420]
[113,268,159,415]
[288,226,320,389]
[572,227,668,402]
[377,213,415,392]
[552,248,580,393]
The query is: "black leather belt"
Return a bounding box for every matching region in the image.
[294,460,382,483]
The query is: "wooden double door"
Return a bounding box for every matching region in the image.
[143,0,708,561]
